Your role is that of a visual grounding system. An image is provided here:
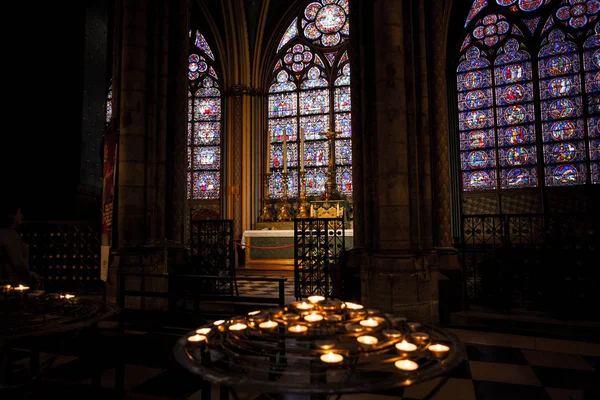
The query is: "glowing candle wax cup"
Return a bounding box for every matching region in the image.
[346,323,364,333]
[248,310,261,316]
[307,295,325,303]
[428,343,450,358]
[304,313,324,322]
[289,325,308,333]
[357,336,378,345]
[395,359,419,371]
[196,328,211,335]
[407,322,421,332]
[15,285,29,291]
[213,320,225,326]
[315,340,335,350]
[259,320,278,329]
[382,329,402,339]
[188,334,206,343]
[320,352,343,363]
[359,318,379,328]
[229,323,247,331]
[296,301,314,310]
[344,302,364,310]
[410,332,430,344]
[395,340,417,352]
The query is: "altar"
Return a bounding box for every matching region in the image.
[241,228,354,270]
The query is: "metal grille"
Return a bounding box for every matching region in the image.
[19,221,101,292]
[190,220,235,294]
[459,213,599,314]
[294,218,345,299]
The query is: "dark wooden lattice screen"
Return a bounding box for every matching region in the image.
[19,221,101,292]
[190,219,235,294]
[294,218,345,299]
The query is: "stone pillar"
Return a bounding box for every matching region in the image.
[353,0,440,323]
[165,0,189,243]
[430,0,454,248]
[107,0,188,304]
[227,86,245,240]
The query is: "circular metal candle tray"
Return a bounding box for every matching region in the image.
[0,290,119,340]
[174,299,466,395]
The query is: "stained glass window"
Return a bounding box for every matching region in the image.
[188,32,221,199]
[458,1,600,192]
[268,0,352,198]
[105,82,113,125]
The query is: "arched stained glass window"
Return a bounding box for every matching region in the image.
[187,31,222,199]
[457,0,600,192]
[268,0,352,198]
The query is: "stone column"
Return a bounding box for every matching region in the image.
[107,0,188,305]
[227,85,245,240]
[165,0,189,243]
[353,0,440,322]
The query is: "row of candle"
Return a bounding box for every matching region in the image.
[2,284,30,292]
[186,296,451,373]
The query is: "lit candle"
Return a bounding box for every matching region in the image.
[407,322,422,332]
[282,313,300,321]
[320,352,343,363]
[395,340,417,353]
[213,320,225,326]
[344,302,364,310]
[196,328,211,335]
[315,340,335,350]
[324,314,342,322]
[59,294,75,299]
[299,127,305,173]
[395,359,419,371]
[357,336,378,345]
[282,129,287,173]
[308,295,325,303]
[428,343,450,358]
[187,334,206,343]
[259,320,278,329]
[229,323,247,331]
[14,285,30,291]
[410,332,430,344]
[346,323,364,333]
[295,301,314,310]
[382,329,402,339]
[248,310,261,316]
[359,318,379,328]
[304,312,323,322]
[288,325,308,333]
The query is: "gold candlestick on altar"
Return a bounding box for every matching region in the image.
[296,171,309,218]
[277,172,292,221]
[259,172,274,222]
[321,131,342,200]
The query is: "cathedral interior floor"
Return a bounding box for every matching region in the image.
[4,322,599,400]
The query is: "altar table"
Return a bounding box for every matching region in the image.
[240,229,354,270]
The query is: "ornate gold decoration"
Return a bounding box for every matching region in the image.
[321,131,342,200]
[259,173,274,222]
[297,171,310,218]
[277,172,292,221]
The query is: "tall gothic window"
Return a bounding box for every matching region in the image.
[268,0,352,198]
[106,81,113,126]
[457,0,599,192]
[187,31,222,199]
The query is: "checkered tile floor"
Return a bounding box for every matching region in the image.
[236,275,296,303]
[7,326,599,399]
